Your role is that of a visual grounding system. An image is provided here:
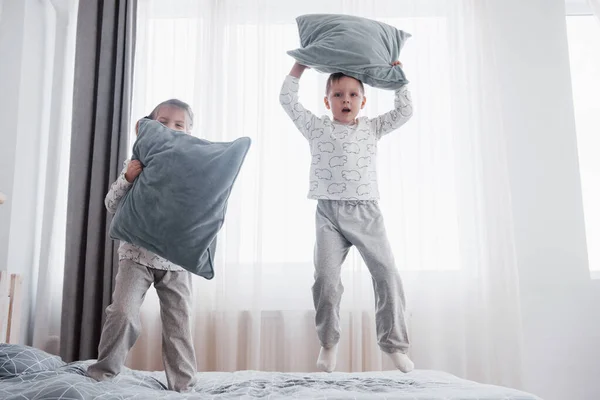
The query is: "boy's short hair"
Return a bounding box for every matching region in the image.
[325,73,365,95]
[149,99,195,131]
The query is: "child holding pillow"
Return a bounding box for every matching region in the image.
[87,99,198,392]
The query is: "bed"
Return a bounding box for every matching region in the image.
[0,344,541,399]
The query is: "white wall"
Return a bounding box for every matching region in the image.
[0,0,46,344]
[489,1,600,399]
[0,0,27,273]
[0,0,74,346]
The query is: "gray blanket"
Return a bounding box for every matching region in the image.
[0,344,542,399]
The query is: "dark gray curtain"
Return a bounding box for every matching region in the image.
[61,0,137,362]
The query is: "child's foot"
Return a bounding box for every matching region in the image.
[86,366,114,382]
[385,351,414,373]
[317,344,338,373]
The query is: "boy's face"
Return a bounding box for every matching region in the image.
[324,76,366,124]
[155,105,189,133]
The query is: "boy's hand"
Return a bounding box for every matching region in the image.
[289,62,309,78]
[125,160,143,183]
[392,61,403,67]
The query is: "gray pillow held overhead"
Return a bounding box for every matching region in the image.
[287,14,411,90]
[110,118,251,279]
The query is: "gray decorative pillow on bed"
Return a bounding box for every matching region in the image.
[110,118,251,279]
[0,344,65,377]
[287,14,411,89]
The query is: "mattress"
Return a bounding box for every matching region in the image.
[0,344,542,399]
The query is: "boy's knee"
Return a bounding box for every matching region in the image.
[314,272,333,285]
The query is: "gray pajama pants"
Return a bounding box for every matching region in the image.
[87,259,197,392]
[313,200,409,354]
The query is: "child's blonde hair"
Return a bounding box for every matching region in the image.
[149,99,195,131]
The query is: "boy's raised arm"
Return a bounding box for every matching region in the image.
[371,61,414,139]
[279,62,318,140]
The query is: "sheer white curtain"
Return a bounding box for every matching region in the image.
[28,0,78,355]
[569,4,600,276]
[128,0,523,388]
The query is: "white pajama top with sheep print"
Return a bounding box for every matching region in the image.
[279,75,413,200]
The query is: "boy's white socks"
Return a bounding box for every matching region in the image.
[316,346,414,373]
[385,351,414,373]
[317,344,338,373]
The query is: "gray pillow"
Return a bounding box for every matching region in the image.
[109,118,251,278]
[287,14,411,89]
[0,344,65,377]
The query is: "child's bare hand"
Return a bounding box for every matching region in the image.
[392,61,403,67]
[290,62,309,78]
[125,160,143,183]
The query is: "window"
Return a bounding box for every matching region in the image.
[132,2,463,272]
[566,15,600,274]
